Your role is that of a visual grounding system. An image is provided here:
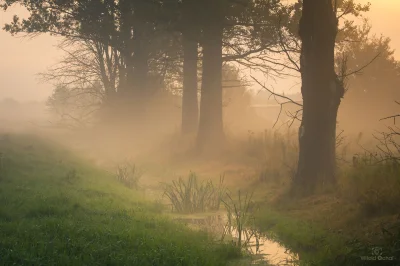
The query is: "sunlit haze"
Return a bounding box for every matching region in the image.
[1,2,400,265]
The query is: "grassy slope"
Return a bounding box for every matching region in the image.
[0,134,240,266]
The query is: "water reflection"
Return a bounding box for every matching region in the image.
[175,214,299,266]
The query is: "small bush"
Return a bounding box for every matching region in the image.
[163,172,226,214]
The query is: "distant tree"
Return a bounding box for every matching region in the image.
[1,0,178,120]
[338,24,400,131]
[46,83,102,127]
[177,0,287,138]
[196,0,287,152]
[343,31,400,102]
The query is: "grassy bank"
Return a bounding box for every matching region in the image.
[0,134,241,265]
[253,203,400,265]
[248,150,400,265]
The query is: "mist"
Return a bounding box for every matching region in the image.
[1,1,400,265]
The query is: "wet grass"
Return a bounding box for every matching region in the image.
[0,134,241,265]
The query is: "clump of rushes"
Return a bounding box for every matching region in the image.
[221,190,260,253]
[163,172,226,213]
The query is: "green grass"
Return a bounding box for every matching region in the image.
[0,133,241,265]
[254,206,400,266]
[253,207,348,265]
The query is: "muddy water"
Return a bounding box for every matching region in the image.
[175,214,299,266]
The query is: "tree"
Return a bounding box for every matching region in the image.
[252,0,370,191]
[1,0,174,120]
[196,0,226,151]
[294,0,343,191]
[46,83,102,127]
[196,0,288,151]
[180,0,201,135]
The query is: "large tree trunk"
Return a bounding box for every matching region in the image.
[196,0,225,151]
[181,0,199,135]
[295,0,344,191]
[181,32,199,135]
[115,0,134,124]
[117,0,150,122]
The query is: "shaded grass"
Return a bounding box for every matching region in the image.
[253,206,348,265]
[339,158,400,218]
[249,150,400,265]
[0,133,241,265]
[254,205,400,266]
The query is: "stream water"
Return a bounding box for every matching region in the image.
[174,214,299,266]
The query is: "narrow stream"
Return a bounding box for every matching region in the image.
[174,214,299,266]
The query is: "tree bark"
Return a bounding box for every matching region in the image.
[181,33,199,135]
[196,0,225,151]
[181,0,199,135]
[295,0,344,191]
[117,0,150,122]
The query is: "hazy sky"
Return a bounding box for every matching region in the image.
[0,0,399,102]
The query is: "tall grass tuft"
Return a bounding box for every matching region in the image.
[115,162,143,189]
[163,172,226,213]
[221,190,260,253]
